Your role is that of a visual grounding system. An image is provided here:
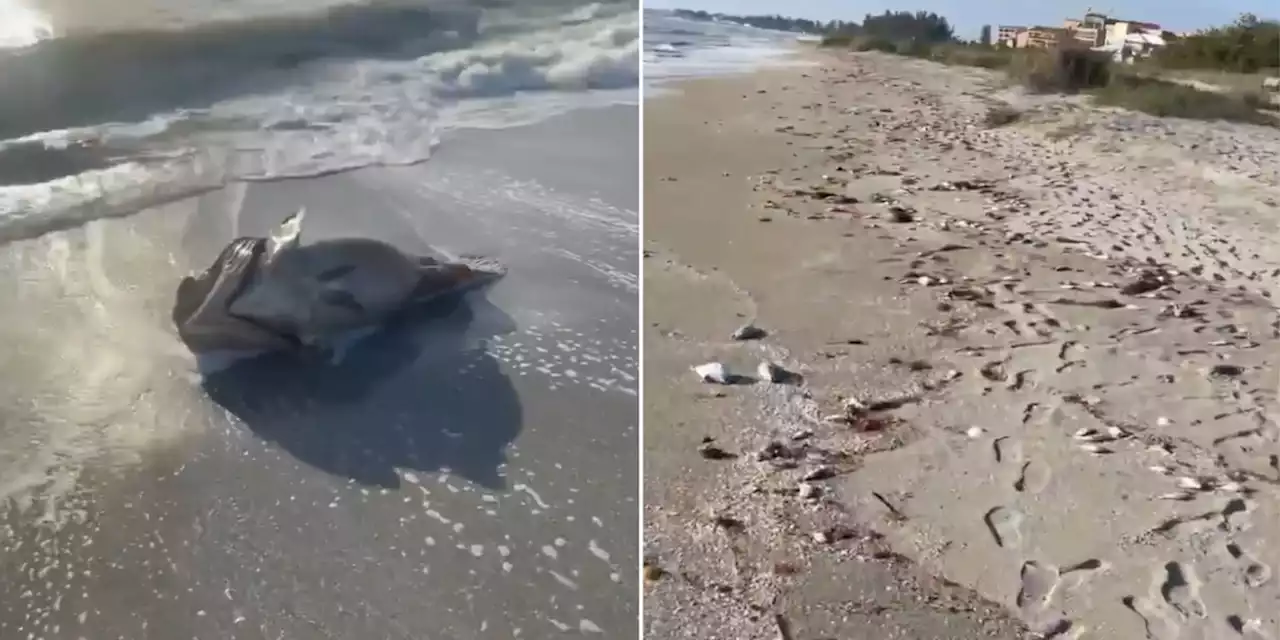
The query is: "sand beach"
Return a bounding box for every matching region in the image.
[643,49,1280,639]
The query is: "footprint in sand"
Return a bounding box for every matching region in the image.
[1017,561,1060,614]
[993,436,1023,464]
[1227,614,1275,639]
[1060,558,1108,591]
[1123,595,1180,640]
[1158,561,1208,620]
[1226,543,1273,588]
[984,506,1024,549]
[1014,459,1052,494]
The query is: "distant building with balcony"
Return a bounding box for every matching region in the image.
[1059,9,1164,58]
[995,25,1023,46]
[1022,26,1066,48]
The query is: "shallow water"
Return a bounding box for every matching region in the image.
[643,9,807,85]
[0,0,638,241]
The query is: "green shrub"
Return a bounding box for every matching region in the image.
[933,44,1016,69]
[1007,47,1113,93]
[852,36,900,53]
[1092,74,1278,125]
[820,33,856,48]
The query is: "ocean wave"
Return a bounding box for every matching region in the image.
[0,0,637,245]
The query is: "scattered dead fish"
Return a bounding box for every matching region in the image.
[757,361,788,383]
[697,438,736,460]
[1208,364,1245,379]
[844,397,868,415]
[812,525,856,544]
[713,514,746,534]
[1119,269,1169,296]
[979,360,1007,382]
[731,324,767,341]
[1160,303,1200,319]
[965,426,987,439]
[1072,428,1104,442]
[803,466,837,482]
[1079,443,1113,455]
[797,483,821,500]
[1049,296,1130,310]
[693,362,731,384]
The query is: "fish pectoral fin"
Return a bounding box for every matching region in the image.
[267,207,306,258]
[319,289,366,313]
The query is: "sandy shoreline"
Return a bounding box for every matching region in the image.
[643,52,1280,639]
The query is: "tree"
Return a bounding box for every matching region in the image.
[1152,13,1279,73]
[860,10,955,44]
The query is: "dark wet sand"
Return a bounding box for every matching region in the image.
[0,105,638,639]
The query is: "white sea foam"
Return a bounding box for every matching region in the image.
[0,0,52,48]
[0,1,637,243]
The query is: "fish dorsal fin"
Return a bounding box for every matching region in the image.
[267,207,305,259]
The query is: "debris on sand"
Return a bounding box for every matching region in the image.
[693,362,731,384]
[712,514,746,534]
[731,323,768,340]
[643,563,667,582]
[697,437,736,460]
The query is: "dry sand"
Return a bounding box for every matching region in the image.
[643,51,1280,640]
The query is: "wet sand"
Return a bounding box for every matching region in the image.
[643,52,1280,639]
[0,105,638,639]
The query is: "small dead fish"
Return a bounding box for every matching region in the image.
[693,362,730,384]
[757,361,787,383]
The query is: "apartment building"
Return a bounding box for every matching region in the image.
[998,10,1160,51]
[1102,18,1161,48]
[997,25,1065,48]
[1023,26,1066,48]
[996,25,1023,46]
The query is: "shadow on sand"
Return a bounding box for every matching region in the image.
[200,289,520,490]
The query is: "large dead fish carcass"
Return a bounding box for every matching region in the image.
[172,208,505,365]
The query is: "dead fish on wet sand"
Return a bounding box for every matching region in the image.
[173,208,506,371]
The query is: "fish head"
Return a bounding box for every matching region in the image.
[408,256,506,304]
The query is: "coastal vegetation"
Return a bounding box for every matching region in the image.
[811,10,1280,126]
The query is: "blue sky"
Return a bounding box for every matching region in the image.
[643,0,1276,38]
